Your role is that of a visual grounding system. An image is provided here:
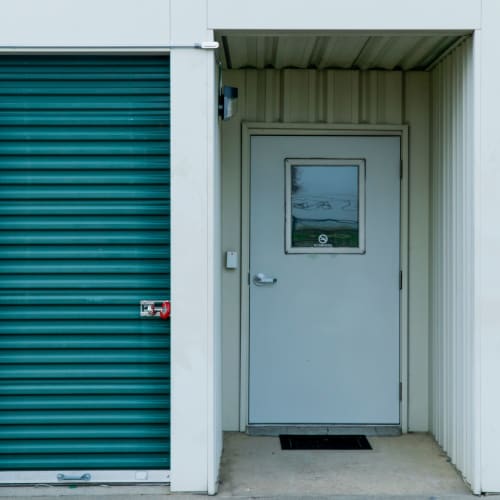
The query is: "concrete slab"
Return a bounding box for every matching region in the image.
[0,433,495,499]
[0,485,172,499]
[218,432,475,497]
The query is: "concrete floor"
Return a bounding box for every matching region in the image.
[0,432,489,499]
[218,432,475,498]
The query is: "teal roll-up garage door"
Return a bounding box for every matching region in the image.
[0,56,170,473]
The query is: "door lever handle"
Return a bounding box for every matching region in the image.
[253,273,277,286]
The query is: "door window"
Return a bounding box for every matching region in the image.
[285,159,365,254]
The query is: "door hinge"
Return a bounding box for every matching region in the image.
[399,382,403,401]
[400,159,403,179]
[399,270,403,290]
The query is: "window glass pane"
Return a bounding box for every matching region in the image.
[291,164,359,249]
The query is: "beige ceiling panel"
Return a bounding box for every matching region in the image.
[219,33,464,71]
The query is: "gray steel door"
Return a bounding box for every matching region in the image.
[249,135,400,425]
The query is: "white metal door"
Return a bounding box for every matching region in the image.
[249,135,401,425]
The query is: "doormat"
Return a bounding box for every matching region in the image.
[279,434,372,450]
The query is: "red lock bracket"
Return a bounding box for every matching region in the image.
[159,300,171,320]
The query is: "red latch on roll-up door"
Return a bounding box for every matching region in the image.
[139,300,171,319]
[159,301,170,320]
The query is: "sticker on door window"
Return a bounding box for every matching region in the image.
[285,159,366,254]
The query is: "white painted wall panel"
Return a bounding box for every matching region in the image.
[209,0,480,30]
[0,0,171,46]
[170,0,220,493]
[171,48,211,492]
[430,38,478,492]
[209,62,223,496]
[0,0,221,493]
[221,68,430,433]
[477,1,500,492]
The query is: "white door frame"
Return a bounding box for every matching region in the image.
[240,123,409,433]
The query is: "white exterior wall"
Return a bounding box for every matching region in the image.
[170,0,221,493]
[430,38,478,492]
[209,0,480,31]
[221,69,430,432]
[1,0,499,494]
[0,0,172,47]
[478,0,500,492]
[0,0,222,494]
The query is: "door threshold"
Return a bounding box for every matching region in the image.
[0,470,171,485]
[247,425,401,437]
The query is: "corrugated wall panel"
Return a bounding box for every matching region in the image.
[430,39,476,488]
[237,69,404,124]
[0,56,170,471]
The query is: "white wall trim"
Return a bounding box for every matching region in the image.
[170,0,217,491]
[0,48,172,53]
[471,28,482,496]
[206,60,222,497]
[0,48,171,54]
[239,123,409,432]
[209,0,480,31]
[0,46,218,54]
[0,471,170,485]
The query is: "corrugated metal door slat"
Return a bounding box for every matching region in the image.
[0,55,170,471]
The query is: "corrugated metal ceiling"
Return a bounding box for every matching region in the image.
[217,34,464,71]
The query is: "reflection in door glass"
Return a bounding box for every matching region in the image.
[290,164,360,250]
